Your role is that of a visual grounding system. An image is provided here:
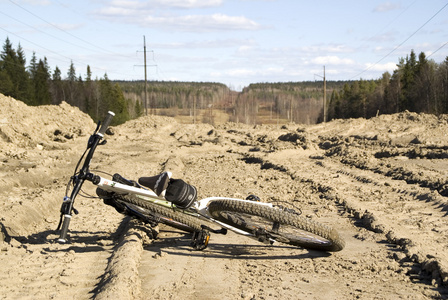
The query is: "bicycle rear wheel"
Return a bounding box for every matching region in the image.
[208,199,345,252]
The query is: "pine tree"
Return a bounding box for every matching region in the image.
[84,65,98,118]
[33,58,51,105]
[50,66,64,104]
[0,38,30,102]
[134,99,143,117]
[66,61,78,106]
[0,68,14,96]
[27,52,38,105]
[98,74,130,125]
[29,52,38,80]
[401,50,417,111]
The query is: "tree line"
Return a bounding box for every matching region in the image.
[327,50,448,121]
[236,81,347,124]
[117,80,230,112]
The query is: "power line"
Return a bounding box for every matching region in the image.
[427,41,448,59]
[351,2,448,79]
[7,0,136,60]
[364,1,417,44]
[0,11,99,54]
[0,26,140,79]
[0,26,80,65]
[53,0,142,40]
[3,0,165,81]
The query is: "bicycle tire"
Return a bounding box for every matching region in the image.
[124,201,197,233]
[208,199,345,252]
[113,193,204,233]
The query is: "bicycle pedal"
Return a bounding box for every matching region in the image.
[191,230,210,251]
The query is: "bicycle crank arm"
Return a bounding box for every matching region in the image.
[201,225,227,235]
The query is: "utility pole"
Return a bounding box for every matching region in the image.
[315,65,327,123]
[289,94,293,123]
[323,66,327,123]
[144,35,148,115]
[135,36,156,116]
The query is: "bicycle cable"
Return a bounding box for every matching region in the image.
[75,169,114,199]
[271,198,303,216]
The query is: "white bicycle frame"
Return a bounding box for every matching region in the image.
[95,175,274,239]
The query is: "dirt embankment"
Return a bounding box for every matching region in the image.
[1,93,448,299]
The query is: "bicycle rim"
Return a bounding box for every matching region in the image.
[208,199,345,252]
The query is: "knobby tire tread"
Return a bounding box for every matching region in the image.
[208,199,345,252]
[126,202,196,233]
[114,193,203,232]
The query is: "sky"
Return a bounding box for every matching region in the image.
[1,0,447,91]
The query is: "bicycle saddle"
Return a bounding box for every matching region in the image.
[139,171,172,196]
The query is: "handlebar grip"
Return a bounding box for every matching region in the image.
[58,214,72,243]
[98,111,115,136]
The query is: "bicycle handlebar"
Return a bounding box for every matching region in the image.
[58,210,72,243]
[98,111,115,136]
[58,111,115,243]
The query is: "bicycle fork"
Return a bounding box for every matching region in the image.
[57,177,85,243]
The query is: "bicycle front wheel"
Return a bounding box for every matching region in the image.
[208,199,345,252]
[114,193,204,233]
[124,201,198,233]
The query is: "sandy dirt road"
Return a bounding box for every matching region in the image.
[1,94,448,299]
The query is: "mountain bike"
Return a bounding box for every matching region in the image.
[57,111,345,252]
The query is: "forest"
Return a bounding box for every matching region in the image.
[1,36,447,126]
[327,51,448,121]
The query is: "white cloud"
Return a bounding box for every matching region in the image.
[367,30,398,43]
[94,0,260,32]
[108,0,223,9]
[299,45,354,55]
[22,0,51,5]
[97,0,224,16]
[325,45,354,53]
[96,4,261,32]
[139,14,261,31]
[227,68,257,77]
[97,6,139,17]
[311,56,355,65]
[154,38,255,49]
[415,42,431,49]
[365,62,396,71]
[264,67,284,75]
[373,2,401,12]
[237,45,254,53]
[41,22,83,31]
[107,0,143,10]
[155,0,223,9]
